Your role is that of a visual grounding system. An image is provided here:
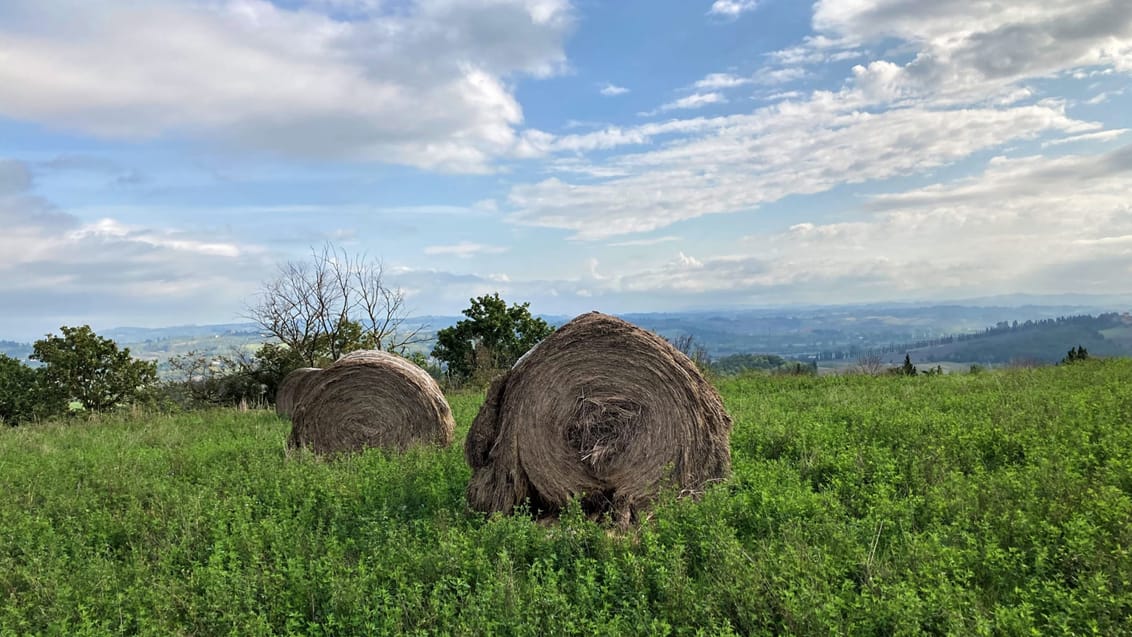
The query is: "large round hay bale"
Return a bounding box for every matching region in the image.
[465,311,732,523]
[275,367,321,419]
[289,350,455,454]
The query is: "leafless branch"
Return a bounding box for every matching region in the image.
[245,242,420,365]
[852,350,886,375]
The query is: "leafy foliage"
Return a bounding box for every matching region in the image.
[1,361,1131,633]
[712,352,789,374]
[775,360,818,376]
[432,293,554,384]
[240,342,307,404]
[160,348,280,410]
[711,353,818,376]
[1062,345,1090,364]
[900,353,917,376]
[0,354,57,425]
[30,325,158,412]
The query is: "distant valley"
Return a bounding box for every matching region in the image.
[4,302,1130,374]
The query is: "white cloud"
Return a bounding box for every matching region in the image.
[69,219,247,259]
[1074,235,1132,247]
[649,92,728,115]
[850,60,914,102]
[708,0,758,18]
[518,145,1132,304]
[600,83,630,96]
[587,258,606,280]
[763,90,804,101]
[536,118,724,154]
[0,181,269,337]
[767,35,858,66]
[1083,89,1125,105]
[811,0,1132,101]
[1042,129,1129,147]
[0,0,574,173]
[753,66,807,85]
[508,102,1092,239]
[496,0,1132,244]
[693,73,751,90]
[423,241,509,258]
[607,236,681,247]
[676,252,704,268]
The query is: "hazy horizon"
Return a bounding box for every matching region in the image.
[4,292,1131,344]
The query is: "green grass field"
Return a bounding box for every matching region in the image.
[2,361,1131,635]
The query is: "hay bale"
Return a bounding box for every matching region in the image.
[289,350,455,454]
[275,367,321,419]
[465,311,732,523]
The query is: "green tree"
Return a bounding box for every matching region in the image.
[1061,345,1089,364]
[31,326,158,412]
[0,355,59,425]
[901,353,917,376]
[432,294,554,383]
[245,342,306,402]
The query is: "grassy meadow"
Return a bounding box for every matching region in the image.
[2,361,1131,635]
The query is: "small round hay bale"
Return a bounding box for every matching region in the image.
[465,312,732,523]
[289,350,455,454]
[276,367,321,419]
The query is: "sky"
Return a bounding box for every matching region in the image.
[2,0,1132,340]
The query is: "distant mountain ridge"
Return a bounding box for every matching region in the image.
[4,302,1129,368]
[894,313,1132,365]
[98,323,263,344]
[0,340,32,361]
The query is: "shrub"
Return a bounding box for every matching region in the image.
[0,354,59,425]
[433,294,553,386]
[31,325,158,412]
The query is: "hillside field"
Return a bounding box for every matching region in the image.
[2,361,1131,635]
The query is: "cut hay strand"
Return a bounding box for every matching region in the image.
[465,312,732,523]
[288,350,454,454]
[275,367,321,419]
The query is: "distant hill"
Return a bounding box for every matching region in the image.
[100,323,263,344]
[899,313,1132,365]
[7,303,1127,371]
[97,324,267,366]
[0,340,32,361]
[844,313,1132,366]
[615,304,1127,360]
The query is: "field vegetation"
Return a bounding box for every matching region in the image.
[1,360,1130,635]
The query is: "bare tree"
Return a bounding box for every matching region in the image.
[670,333,712,373]
[247,244,424,366]
[852,350,886,375]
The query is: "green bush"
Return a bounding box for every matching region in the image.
[32,325,158,412]
[0,354,59,425]
[433,293,553,386]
